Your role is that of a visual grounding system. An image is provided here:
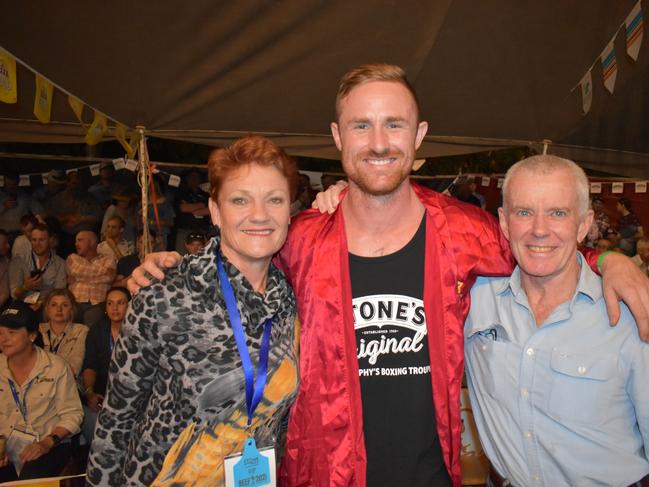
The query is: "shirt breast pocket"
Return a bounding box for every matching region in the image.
[547,349,617,425]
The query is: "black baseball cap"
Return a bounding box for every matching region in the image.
[0,302,38,332]
[186,232,207,244]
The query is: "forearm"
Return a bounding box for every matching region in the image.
[82,369,97,393]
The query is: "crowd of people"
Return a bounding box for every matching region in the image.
[0,62,648,487]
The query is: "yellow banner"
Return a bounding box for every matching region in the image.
[68,95,85,125]
[0,49,17,103]
[33,74,53,123]
[128,130,141,158]
[85,110,107,145]
[115,123,136,158]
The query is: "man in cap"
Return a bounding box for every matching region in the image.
[184,231,207,255]
[465,155,649,486]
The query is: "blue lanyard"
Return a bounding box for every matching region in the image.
[216,252,273,426]
[109,333,115,354]
[8,378,34,422]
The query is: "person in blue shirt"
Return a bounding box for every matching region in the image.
[465,155,649,486]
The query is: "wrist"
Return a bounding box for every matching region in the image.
[597,250,616,273]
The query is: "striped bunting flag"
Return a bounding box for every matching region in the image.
[600,41,617,94]
[625,0,644,61]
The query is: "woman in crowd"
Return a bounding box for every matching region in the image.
[39,288,88,377]
[87,135,300,486]
[80,286,130,442]
[0,302,83,481]
[616,197,644,256]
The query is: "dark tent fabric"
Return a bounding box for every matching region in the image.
[1,1,648,176]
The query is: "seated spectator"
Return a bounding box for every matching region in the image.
[48,171,102,257]
[100,187,137,242]
[595,238,613,253]
[11,214,39,259]
[0,230,10,309]
[632,237,649,277]
[469,179,487,210]
[321,173,339,191]
[0,172,40,237]
[0,302,83,482]
[66,231,116,326]
[9,223,67,311]
[31,169,66,220]
[38,289,88,377]
[616,197,644,256]
[450,177,481,207]
[184,231,207,255]
[88,162,117,209]
[174,168,211,254]
[81,287,130,443]
[113,230,157,288]
[97,216,135,260]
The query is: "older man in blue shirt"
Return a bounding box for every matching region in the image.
[465,155,649,487]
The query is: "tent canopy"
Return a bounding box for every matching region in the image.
[1,0,648,176]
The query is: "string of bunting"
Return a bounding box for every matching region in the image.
[468,174,648,195]
[0,157,189,191]
[575,0,644,114]
[0,46,140,155]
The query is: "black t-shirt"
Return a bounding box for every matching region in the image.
[349,217,451,486]
[82,317,113,395]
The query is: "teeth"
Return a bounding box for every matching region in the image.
[365,158,393,166]
[242,230,272,235]
[528,246,554,252]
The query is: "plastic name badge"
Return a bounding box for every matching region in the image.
[224,438,275,487]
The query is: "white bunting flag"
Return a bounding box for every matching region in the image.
[41,173,48,185]
[625,1,644,61]
[635,181,647,193]
[18,175,30,187]
[579,70,593,114]
[65,168,77,175]
[600,41,618,94]
[125,159,138,171]
[113,158,125,170]
[481,176,490,187]
[168,174,181,188]
[90,164,100,176]
[611,182,624,194]
[497,178,504,189]
[590,182,602,194]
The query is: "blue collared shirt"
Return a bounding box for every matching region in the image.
[465,253,649,486]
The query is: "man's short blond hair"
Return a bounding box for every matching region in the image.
[335,63,420,120]
[502,155,590,218]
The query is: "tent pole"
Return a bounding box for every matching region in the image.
[542,139,552,155]
[136,126,151,256]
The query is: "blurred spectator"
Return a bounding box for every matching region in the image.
[113,230,157,288]
[101,187,137,242]
[291,173,316,216]
[321,173,339,191]
[48,171,103,257]
[81,286,130,443]
[0,230,10,309]
[469,179,486,210]
[38,288,87,377]
[595,238,613,253]
[0,172,39,236]
[11,214,39,259]
[632,237,649,277]
[616,197,644,256]
[97,216,135,260]
[66,230,116,326]
[31,169,66,217]
[88,162,117,209]
[185,232,207,255]
[451,177,481,207]
[9,223,66,311]
[174,168,210,254]
[0,302,83,482]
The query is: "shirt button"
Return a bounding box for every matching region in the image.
[521,388,529,399]
[578,366,587,375]
[525,431,533,439]
[482,345,487,351]
[526,347,535,357]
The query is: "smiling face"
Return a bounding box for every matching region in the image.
[209,163,290,273]
[331,81,428,196]
[30,228,50,256]
[0,326,35,358]
[499,166,593,287]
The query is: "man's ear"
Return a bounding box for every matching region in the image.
[415,121,428,150]
[330,122,343,151]
[498,207,511,241]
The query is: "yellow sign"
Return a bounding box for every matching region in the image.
[85,110,108,145]
[33,75,54,123]
[68,95,85,125]
[0,49,17,103]
[115,123,136,158]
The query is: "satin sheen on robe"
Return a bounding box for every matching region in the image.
[276,182,600,487]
